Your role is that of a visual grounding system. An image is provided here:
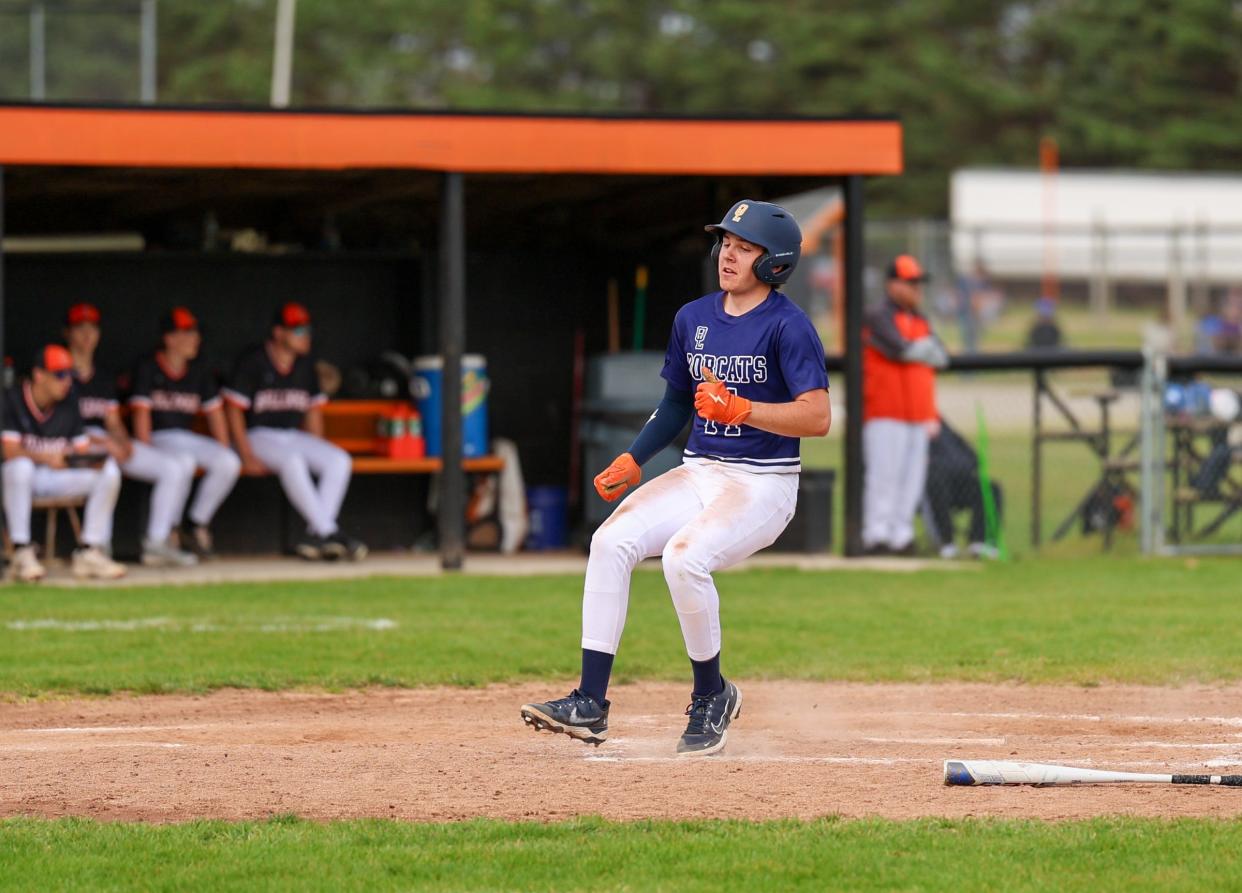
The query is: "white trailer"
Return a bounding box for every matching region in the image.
[950,168,1242,285]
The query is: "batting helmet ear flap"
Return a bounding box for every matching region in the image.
[709,233,779,285]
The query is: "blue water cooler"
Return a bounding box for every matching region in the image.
[412,354,490,457]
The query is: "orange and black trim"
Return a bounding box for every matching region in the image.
[0,104,903,176]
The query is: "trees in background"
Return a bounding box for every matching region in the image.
[0,0,1238,214]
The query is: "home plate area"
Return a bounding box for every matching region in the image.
[3,682,1242,822]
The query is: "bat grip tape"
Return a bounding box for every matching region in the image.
[1173,774,1242,786]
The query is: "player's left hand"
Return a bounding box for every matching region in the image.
[594,452,641,502]
[695,367,752,426]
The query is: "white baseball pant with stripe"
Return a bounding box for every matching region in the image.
[149,429,242,527]
[246,427,352,537]
[2,456,122,548]
[862,418,930,550]
[582,461,797,661]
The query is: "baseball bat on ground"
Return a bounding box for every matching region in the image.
[945,760,1242,787]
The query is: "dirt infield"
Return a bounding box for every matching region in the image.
[3,682,1242,823]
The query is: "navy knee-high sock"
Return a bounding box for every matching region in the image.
[691,652,723,697]
[579,649,614,706]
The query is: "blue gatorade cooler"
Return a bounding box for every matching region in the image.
[413,354,489,457]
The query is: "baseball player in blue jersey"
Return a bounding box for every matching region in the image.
[522,200,830,756]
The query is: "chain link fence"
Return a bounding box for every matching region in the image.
[1140,356,1242,556]
[803,356,1242,560]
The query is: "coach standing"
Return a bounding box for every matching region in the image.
[861,255,948,556]
[223,302,366,562]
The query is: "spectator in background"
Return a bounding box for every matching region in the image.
[954,263,1003,353]
[65,303,198,568]
[1219,290,1242,354]
[862,255,949,556]
[130,307,241,559]
[1024,297,1064,351]
[1195,290,1242,355]
[224,303,366,561]
[2,346,125,581]
[922,417,1003,560]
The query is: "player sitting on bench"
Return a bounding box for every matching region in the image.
[65,302,198,568]
[130,307,241,560]
[223,302,367,561]
[2,345,126,581]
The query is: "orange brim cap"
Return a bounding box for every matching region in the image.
[38,344,73,372]
[888,254,928,282]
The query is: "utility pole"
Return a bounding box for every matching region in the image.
[140,0,157,103]
[29,2,46,101]
[271,0,297,107]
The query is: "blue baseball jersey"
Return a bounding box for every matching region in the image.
[661,289,829,474]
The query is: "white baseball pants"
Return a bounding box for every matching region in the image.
[582,461,797,662]
[862,418,930,550]
[247,428,352,537]
[116,438,195,543]
[2,456,122,548]
[150,429,242,527]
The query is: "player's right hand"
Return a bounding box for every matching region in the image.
[593,452,641,502]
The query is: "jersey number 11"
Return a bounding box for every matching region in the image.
[703,387,742,437]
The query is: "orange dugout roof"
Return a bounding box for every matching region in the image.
[0,105,902,176]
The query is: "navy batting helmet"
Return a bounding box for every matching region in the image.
[705,199,802,286]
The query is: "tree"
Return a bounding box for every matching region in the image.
[1,0,1238,216]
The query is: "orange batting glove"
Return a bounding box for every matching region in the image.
[594,452,641,502]
[695,366,752,426]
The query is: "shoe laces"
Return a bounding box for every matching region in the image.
[550,689,588,710]
[683,694,713,735]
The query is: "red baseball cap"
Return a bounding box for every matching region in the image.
[887,254,929,283]
[66,303,102,326]
[161,306,199,333]
[275,302,311,328]
[34,344,73,373]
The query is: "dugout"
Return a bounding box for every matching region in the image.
[0,103,902,566]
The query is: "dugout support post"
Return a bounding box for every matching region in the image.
[842,175,865,556]
[0,165,6,565]
[438,171,466,571]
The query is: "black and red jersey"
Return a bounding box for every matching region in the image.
[130,353,222,431]
[2,381,89,454]
[73,368,119,427]
[223,343,325,429]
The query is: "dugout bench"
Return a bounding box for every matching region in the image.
[243,400,505,553]
[7,400,504,564]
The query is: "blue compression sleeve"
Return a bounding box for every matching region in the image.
[627,383,694,466]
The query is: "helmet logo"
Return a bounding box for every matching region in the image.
[731,203,749,223]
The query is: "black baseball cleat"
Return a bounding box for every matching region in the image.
[324,531,368,562]
[676,678,742,757]
[520,689,609,746]
[294,532,330,561]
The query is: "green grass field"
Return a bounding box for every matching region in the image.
[3,815,1241,893]
[5,561,1242,891]
[1,560,1240,696]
